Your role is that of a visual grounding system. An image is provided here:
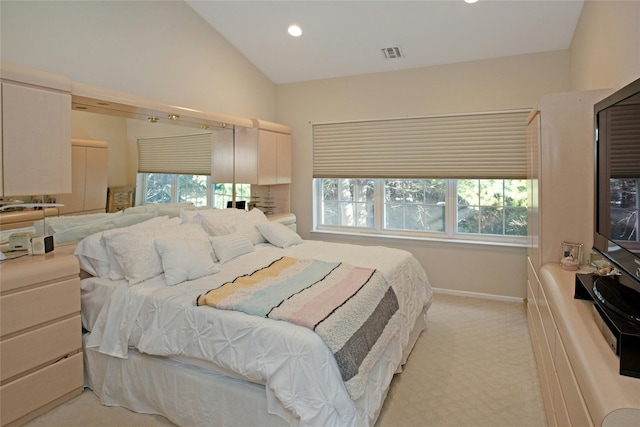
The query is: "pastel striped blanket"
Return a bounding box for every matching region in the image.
[196,256,401,399]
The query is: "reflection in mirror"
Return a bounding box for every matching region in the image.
[71,109,240,210]
[607,93,640,248]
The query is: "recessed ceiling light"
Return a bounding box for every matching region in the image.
[288,25,302,37]
[465,0,479,3]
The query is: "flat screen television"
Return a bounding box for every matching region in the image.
[594,76,640,291]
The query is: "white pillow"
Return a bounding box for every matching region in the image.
[256,222,303,248]
[75,215,173,279]
[180,207,216,224]
[101,216,175,280]
[210,233,254,264]
[74,232,110,277]
[103,223,210,285]
[155,237,219,286]
[201,208,268,245]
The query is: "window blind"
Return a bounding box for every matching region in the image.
[137,133,212,175]
[313,110,530,179]
[608,104,640,179]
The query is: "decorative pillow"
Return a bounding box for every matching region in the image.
[256,222,303,248]
[103,223,211,285]
[155,237,219,286]
[210,233,254,264]
[75,215,172,279]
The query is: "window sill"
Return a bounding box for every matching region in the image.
[310,228,529,250]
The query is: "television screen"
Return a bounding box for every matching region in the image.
[594,77,640,287]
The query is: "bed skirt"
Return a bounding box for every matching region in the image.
[83,305,429,427]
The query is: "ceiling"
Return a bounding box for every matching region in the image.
[185,0,584,85]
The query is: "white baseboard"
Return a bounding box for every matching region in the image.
[432,287,525,304]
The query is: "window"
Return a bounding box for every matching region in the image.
[385,179,445,232]
[212,182,252,209]
[136,132,251,209]
[456,179,528,236]
[312,110,530,245]
[138,173,251,208]
[610,178,639,242]
[316,178,527,243]
[320,178,374,227]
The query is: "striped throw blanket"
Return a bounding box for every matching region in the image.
[196,256,400,399]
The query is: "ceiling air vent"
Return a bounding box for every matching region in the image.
[381,46,403,60]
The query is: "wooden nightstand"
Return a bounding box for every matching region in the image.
[0,247,83,426]
[106,186,135,213]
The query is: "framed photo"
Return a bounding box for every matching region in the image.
[561,241,583,265]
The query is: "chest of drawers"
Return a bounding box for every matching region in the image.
[0,247,82,426]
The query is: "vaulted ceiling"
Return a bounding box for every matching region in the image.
[186,0,584,84]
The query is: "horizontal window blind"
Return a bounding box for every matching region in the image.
[608,104,640,178]
[313,110,529,179]
[138,133,212,175]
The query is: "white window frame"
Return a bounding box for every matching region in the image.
[313,178,528,247]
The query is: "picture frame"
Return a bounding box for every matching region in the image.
[561,241,583,265]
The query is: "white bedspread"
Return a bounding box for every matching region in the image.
[84,240,432,427]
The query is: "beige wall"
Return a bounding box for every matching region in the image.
[570,1,640,91]
[276,1,640,299]
[277,51,571,298]
[2,0,277,189]
[0,0,277,121]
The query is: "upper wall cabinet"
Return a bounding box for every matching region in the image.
[0,63,72,197]
[234,120,292,185]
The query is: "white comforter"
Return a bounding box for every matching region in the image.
[84,240,432,427]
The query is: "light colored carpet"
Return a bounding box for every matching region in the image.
[24,293,547,427]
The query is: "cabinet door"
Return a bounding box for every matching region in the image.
[276,133,292,184]
[55,146,86,215]
[0,85,3,197]
[83,146,108,211]
[258,130,278,185]
[233,128,291,185]
[211,129,235,183]
[1,81,71,196]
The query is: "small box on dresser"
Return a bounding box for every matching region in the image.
[0,246,83,427]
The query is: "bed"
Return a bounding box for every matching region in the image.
[69,207,432,427]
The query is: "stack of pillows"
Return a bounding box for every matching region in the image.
[72,206,302,286]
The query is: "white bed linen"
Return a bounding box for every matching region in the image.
[83,240,432,427]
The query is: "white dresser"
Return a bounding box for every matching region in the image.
[0,246,82,426]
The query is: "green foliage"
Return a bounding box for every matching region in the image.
[319,177,528,238]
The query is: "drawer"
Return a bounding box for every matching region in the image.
[555,329,593,427]
[553,372,570,427]
[538,284,557,360]
[0,278,80,337]
[0,352,83,426]
[527,303,556,427]
[0,254,78,293]
[1,315,81,381]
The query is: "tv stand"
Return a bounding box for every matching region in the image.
[527,263,640,427]
[575,273,640,378]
